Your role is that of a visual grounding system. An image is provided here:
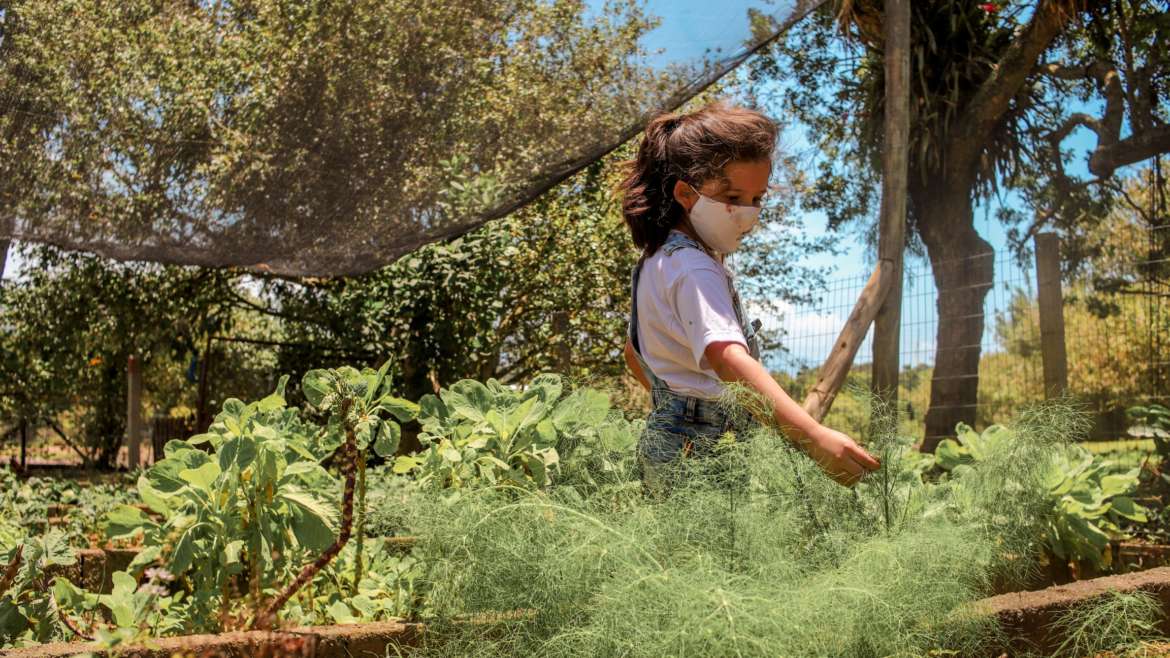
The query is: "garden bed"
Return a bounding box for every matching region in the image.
[977,566,1170,655]
[13,569,1170,658]
[46,547,141,595]
[0,620,421,658]
[44,537,418,595]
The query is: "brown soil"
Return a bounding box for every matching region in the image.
[0,622,420,658]
[976,566,1170,656]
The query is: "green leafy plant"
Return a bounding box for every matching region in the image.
[1126,404,1170,443]
[98,360,421,627]
[52,567,183,649]
[1128,404,1170,475]
[935,423,1147,568]
[1043,446,1148,568]
[0,469,140,548]
[0,530,78,647]
[104,375,341,631]
[395,375,637,490]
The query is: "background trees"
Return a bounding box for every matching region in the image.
[751,0,1169,448]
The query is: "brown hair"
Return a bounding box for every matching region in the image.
[619,101,778,256]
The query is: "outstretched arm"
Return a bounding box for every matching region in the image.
[705,340,880,487]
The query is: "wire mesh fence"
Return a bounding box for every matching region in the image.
[769,224,1170,444]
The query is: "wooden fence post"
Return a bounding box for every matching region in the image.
[804,0,908,423]
[127,354,143,467]
[803,261,895,422]
[1034,232,1068,398]
[871,0,911,406]
[19,420,27,470]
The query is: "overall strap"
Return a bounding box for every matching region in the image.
[662,232,762,360]
[628,255,669,396]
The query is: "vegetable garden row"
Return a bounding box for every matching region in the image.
[4,365,1170,656]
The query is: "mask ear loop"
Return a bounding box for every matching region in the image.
[680,181,722,260]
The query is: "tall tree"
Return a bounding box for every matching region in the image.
[750,0,1169,448]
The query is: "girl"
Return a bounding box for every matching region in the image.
[620,101,879,488]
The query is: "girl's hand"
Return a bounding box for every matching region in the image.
[799,427,881,487]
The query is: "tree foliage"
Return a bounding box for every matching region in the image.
[749,0,1169,445]
[0,0,674,275]
[0,247,268,466]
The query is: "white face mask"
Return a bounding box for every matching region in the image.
[686,184,761,254]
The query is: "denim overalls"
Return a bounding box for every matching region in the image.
[629,231,763,478]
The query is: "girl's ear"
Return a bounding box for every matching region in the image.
[672,179,699,211]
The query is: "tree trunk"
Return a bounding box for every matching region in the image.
[915,185,994,452]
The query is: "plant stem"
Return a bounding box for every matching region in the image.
[0,544,22,594]
[353,448,367,596]
[252,398,358,630]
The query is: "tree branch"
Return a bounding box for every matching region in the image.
[1042,59,1126,154]
[44,418,93,467]
[1089,125,1170,179]
[951,0,1075,178]
[229,290,334,329]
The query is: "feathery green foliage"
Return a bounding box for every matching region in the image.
[396,394,1086,657]
[1049,590,1166,658]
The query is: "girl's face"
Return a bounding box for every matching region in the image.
[674,159,771,211]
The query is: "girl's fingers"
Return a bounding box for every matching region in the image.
[836,456,866,483]
[850,445,881,471]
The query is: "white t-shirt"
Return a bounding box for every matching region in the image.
[635,237,747,400]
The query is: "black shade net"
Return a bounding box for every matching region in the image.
[0,0,823,276]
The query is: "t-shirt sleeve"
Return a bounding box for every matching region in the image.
[671,264,748,368]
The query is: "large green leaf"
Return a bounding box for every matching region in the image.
[127,545,162,575]
[218,436,258,473]
[445,379,493,423]
[137,474,172,514]
[280,489,338,551]
[526,373,563,403]
[104,504,152,540]
[393,455,423,474]
[41,530,77,567]
[1109,496,1149,523]
[367,359,394,403]
[256,391,287,413]
[552,388,609,431]
[301,369,332,408]
[373,421,401,458]
[933,438,969,470]
[417,394,448,425]
[1100,470,1139,499]
[149,447,211,494]
[0,599,28,638]
[486,408,514,441]
[179,462,222,492]
[507,396,547,436]
[100,571,138,627]
[169,523,199,574]
[378,395,419,422]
